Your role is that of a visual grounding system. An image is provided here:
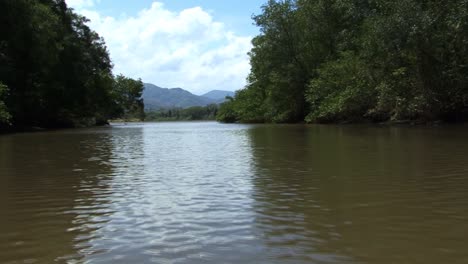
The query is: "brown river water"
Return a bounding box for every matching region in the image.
[1,122,468,263]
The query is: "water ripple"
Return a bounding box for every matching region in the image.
[1,123,468,263]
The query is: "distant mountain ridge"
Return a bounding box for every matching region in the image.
[142,83,234,110]
[201,90,235,100]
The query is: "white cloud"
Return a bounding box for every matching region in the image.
[66,1,252,94]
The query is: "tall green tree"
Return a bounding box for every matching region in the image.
[219,0,468,123]
[0,0,144,130]
[112,75,145,121]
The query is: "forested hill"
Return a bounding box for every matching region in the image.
[201,90,235,101]
[0,0,144,131]
[217,0,468,124]
[143,83,212,110]
[143,83,234,110]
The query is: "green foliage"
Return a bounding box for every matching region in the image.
[0,0,143,130]
[112,75,145,121]
[216,88,266,123]
[216,97,238,123]
[305,52,375,123]
[0,83,11,124]
[147,104,218,121]
[222,0,468,124]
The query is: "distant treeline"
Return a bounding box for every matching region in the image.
[146,104,218,121]
[0,0,144,131]
[218,0,468,123]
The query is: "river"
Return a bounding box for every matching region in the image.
[1,122,468,263]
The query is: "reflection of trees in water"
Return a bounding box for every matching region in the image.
[247,125,468,264]
[0,127,129,263]
[247,125,354,263]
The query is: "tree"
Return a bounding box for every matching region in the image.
[220,0,468,124]
[216,97,238,123]
[0,83,10,125]
[112,75,145,121]
[0,0,144,130]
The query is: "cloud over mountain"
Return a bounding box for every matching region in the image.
[66,1,252,94]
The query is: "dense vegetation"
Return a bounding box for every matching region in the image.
[146,104,218,121]
[0,0,144,131]
[218,0,468,123]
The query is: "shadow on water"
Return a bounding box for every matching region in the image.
[247,124,468,264]
[0,126,143,263]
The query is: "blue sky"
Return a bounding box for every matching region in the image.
[66,0,266,94]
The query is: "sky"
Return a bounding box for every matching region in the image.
[65,0,265,95]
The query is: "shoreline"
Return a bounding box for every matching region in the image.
[3,119,468,135]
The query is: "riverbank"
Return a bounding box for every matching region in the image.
[221,117,467,127]
[0,120,111,134]
[3,117,466,135]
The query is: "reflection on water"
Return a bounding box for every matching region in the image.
[249,125,468,264]
[1,122,468,263]
[0,128,116,263]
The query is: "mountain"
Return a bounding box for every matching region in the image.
[142,83,232,110]
[201,90,235,101]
